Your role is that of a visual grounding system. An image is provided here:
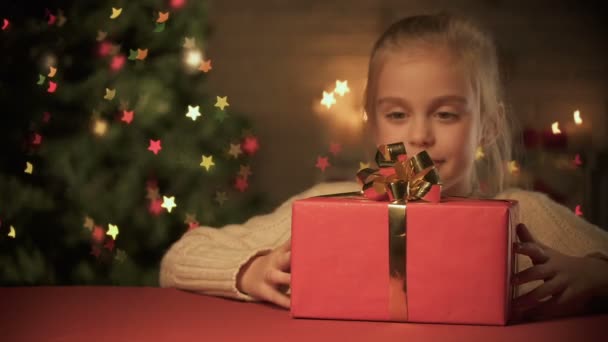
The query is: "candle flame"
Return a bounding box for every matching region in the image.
[551,122,561,134]
[573,110,582,125]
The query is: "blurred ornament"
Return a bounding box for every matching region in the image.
[575,205,583,217]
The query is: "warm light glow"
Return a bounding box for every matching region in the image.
[573,110,582,125]
[551,122,561,134]
[185,50,203,68]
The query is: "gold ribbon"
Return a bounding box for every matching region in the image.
[356,142,441,321]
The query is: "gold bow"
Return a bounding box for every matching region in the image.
[357,142,441,203]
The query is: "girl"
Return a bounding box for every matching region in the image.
[160,12,608,322]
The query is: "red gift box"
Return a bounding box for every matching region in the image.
[290,195,519,325]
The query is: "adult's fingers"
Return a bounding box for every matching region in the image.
[515,242,550,264]
[513,277,566,309]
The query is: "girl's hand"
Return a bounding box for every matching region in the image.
[236,239,291,309]
[512,224,608,321]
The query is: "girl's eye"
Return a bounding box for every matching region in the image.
[386,112,407,120]
[435,112,459,121]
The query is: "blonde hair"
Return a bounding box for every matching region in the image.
[364,12,513,197]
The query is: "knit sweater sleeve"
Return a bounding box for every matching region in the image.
[159,181,360,301]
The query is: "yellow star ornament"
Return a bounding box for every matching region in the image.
[162,196,177,213]
[214,96,229,110]
[200,155,215,171]
[107,224,119,240]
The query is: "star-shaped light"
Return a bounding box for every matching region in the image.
[24,162,33,174]
[92,225,105,243]
[128,49,138,60]
[146,187,160,201]
[48,66,57,78]
[110,7,123,19]
[334,80,350,96]
[238,165,252,179]
[106,224,119,240]
[316,156,330,172]
[215,191,228,206]
[320,91,336,109]
[235,177,249,192]
[83,216,95,231]
[200,155,215,171]
[136,48,148,60]
[111,55,126,71]
[104,88,116,100]
[228,143,242,159]
[104,239,115,251]
[575,205,583,217]
[186,105,201,121]
[215,96,229,110]
[161,196,177,213]
[157,11,170,23]
[149,198,164,216]
[47,81,57,93]
[148,139,162,155]
[97,30,108,41]
[2,18,10,31]
[115,249,127,263]
[199,59,212,72]
[47,13,56,25]
[121,110,134,124]
[183,37,196,49]
[32,133,42,146]
[329,142,342,156]
[242,136,259,155]
[573,154,582,167]
[37,75,46,85]
[8,225,16,238]
[508,160,520,175]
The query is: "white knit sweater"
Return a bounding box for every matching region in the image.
[159,182,608,301]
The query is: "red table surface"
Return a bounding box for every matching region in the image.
[0,286,606,342]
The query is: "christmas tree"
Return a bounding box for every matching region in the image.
[0,0,265,286]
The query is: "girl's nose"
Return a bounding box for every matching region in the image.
[406,116,435,149]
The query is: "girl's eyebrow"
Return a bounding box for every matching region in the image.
[376,95,468,109]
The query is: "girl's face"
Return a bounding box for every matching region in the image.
[373,49,480,196]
